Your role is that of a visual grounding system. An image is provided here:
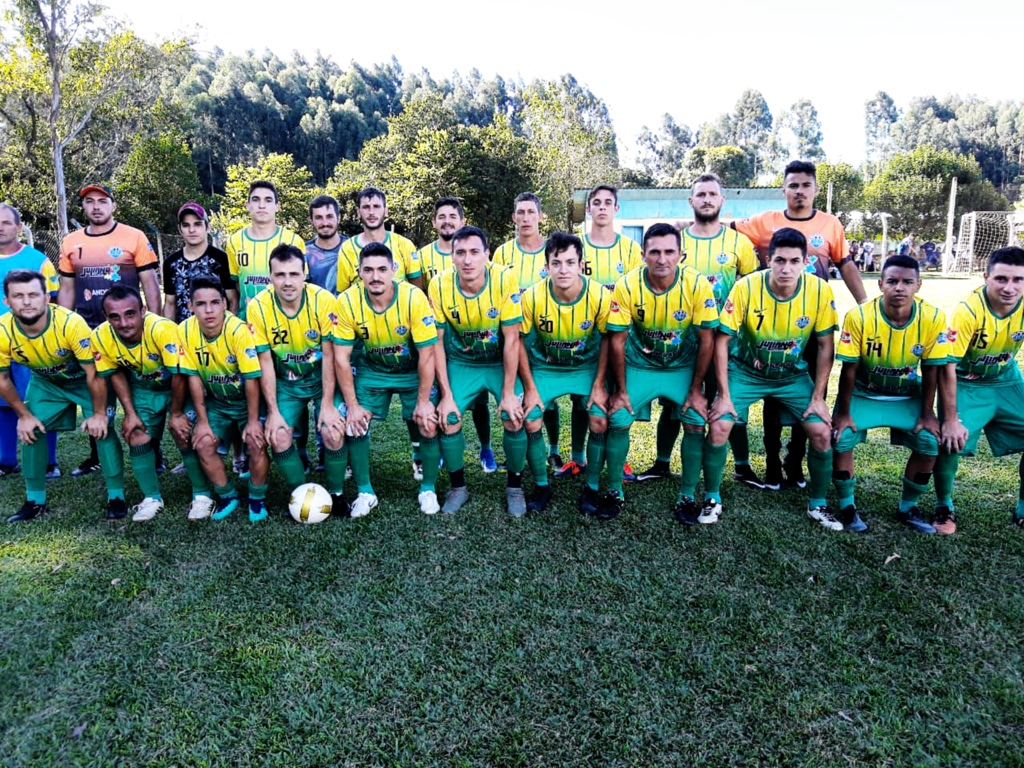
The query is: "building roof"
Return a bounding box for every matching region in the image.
[571,187,785,223]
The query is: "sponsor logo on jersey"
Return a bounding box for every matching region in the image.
[795,315,810,329]
[840,330,852,344]
[78,339,90,349]
[937,332,948,344]
[394,325,409,336]
[55,347,69,357]
[911,343,924,357]
[757,339,800,352]
[809,235,825,249]
[946,329,958,344]
[486,307,499,319]
[423,316,435,327]
[703,298,716,309]
[707,275,718,285]
[510,292,521,304]
[724,300,734,314]
[244,348,257,358]
[108,266,121,282]
[974,352,1013,365]
[830,300,836,310]
[164,344,177,354]
[147,352,160,361]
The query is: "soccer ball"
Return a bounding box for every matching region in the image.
[288,483,332,524]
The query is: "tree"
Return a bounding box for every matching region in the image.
[635,113,692,182]
[811,161,863,227]
[780,99,824,162]
[0,0,187,235]
[215,153,316,237]
[864,91,898,165]
[674,146,754,187]
[863,146,1010,238]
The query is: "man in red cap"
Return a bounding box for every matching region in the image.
[162,203,236,323]
[57,183,161,477]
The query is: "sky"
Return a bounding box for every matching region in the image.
[104,0,1021,168]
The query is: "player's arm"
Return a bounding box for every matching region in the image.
[914,364,941,439]
[161,292,176,321]
[708,330,737,421]
[0,368,44,444]
[499,322,524,429]
[803,331,834,425]
[240,376,265,454]
[332,341,369,437]
[186,375,217,452]
[938,362,967,452]
[587,334,611,414]
[413,343,437,435]
[838,260,868,304]
[317,341,344,440]
[432,327,461,433]
[57,275,75,310]
[831,362,859,442]
[517,339,543,419]
[109,370,144,442]
[168,373,192,446]
[683,327,714,421]
[81,364,110,439]
[606,330,632,416]
[139,269,161,315]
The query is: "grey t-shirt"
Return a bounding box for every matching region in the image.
[304,238,346,294]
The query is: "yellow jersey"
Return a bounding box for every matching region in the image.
[91,312,181,391]
[947,285,1024,385]
[428,263,522,365]
[581,233,644,291]
[837,297,948,398]
[178,313,261,402]
[225,226,305,317]
[336,231,420,294]
[721,272,838,380]
[414,240,454,289]
[681,225,758,308]
[0,305,93,382]
[246,284,336,394]
[608,266,718,370]
[493,238,548,292]
[520,277,611,369]
[334,281,437,376]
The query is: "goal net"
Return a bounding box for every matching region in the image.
[945,211,1024,276]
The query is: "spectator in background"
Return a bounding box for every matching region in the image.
[0,204,59,478]
[849,241,863,271]
[898,233,917,260]
[162,203,235,323]
[862,242,876,272]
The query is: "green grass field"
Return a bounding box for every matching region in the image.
[3,276,1024,766]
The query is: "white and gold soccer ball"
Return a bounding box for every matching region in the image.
[288,483,333,524]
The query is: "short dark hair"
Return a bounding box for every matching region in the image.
[268,243,305,269]
[882,254,920,275]
[3,268,46,295]
[513,192,542,212]
[248,180,278,202]
[101,284,142,311]
[768,227,807,257]
[0,203,21,225]
[587,185,618,206]
[691,173,724,192]
[434,197,465,218]
[545,232,583,263]
[309,195,339,217]
[988,246,1024,270]
[642,222,681,251]
[783,160,817,180]
[359,242,393,264]
[357,187,386,207]
[189,274,227,300]
[452,225,488,252]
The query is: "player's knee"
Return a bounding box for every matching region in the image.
[832,469,852,481]
[588,416,607,434]
[524,418,542,434]
[127,430,151,448]
[708,420,732,445]
[322,430,343,452]
[419,421,437,439]
[683,425,704,435]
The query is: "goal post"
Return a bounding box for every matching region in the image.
[946,211,1024,276]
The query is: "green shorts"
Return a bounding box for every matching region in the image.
[356,371,424,421]
[25,375,115,432]
[446,361,521,424]
[526,365,596,421]
[723,365,821,426]
[133,387,172,436]
[956,380,1024,457]
[835,394,938,455]
[203,397,253,443]
[609,365,704,430]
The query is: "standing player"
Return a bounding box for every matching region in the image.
[248,245,348,514]
[640,174,761,488]
[831,254,955,533]
[517,232,613,513]
[58,183,161,478]
[162,203,236,323]
[734,161,867,490]
[334,243,440,517]
[91,286,184,521]
[601,224,718,522]
[175,276,270,522]
[431,226,528,517]
[336,188,421,293]
[933,246,1024,531]
[705,228,838,529]
[305,195,345,293]
[0,204,59,477]
[0,270,125,522]
[415,198,496,473]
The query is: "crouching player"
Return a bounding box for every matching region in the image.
[933,246,1024,530]
[170,276,269,521]
[831,255,956,533]
[707,228,838,528]
[517,232,613,514]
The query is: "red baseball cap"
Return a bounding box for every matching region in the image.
[177,202,208,222]
[79,184,114,200]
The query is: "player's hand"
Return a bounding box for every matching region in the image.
[831,412,857,446]
[941,418,968,453]
[499,393,524,431]
[913,412,941,440]
[608,390,634,417]
[318,403,345,444]
[586,381,609,415]
[243,418,266,453]
[263,410,291,445]
[681,387,709,422]
[81,412,108,440]
[169,412,191,446]
[709,395,737,422]
[346,404,373,437]
[802,396,831,428]
[17,414,45,445]
[120,412,146,443]
[437,395,461,435]
[412,398,437,435]
[191,419,217,452]
[521,388,544,422]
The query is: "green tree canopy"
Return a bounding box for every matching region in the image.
[215,153,316,238]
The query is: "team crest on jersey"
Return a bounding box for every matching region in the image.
[147,352,160,361]
[616,263,625,274]
[704,298,716,309]
[78,339,90,349]
[716,253,729,265]
[305,330,319,341]
[840,330,852,344]
[423,316,435,327]
[809,235,825,249]
[795,315,811,329]
[244,348,257,358]
[108,247,124,259]
[673,310,688,322]
[937,332,948,344]
[830,300,836,310]
[486,307,499,319]
[226,354,237,364]
[54,347,69,357]
[911,344,924,357]
[580,320,593,331]
[511,293,521,304]
[394,325,409,336]
[539,268,549,279]
[1012,331,1024,342]
[164,343,177,355]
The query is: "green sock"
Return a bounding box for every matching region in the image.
[899,475,929,512]
[679,429,704,499]
[585,430,606,491]
[605,428,631,493]
[1018,456,1024,516]
[655,407,681,463]
[214,483,237,500]
[933,451,958,510]
[702,442,728,503]
[419,435,440,492]
[729,423,751,465]
[249,483,267,501]
[128,441,162,500]
[833,473,856,510]
[406,420,421,462]
[324,446,348,496]
[503,426,527,474]
[440,429,466,473]
[347,433,373,494]
[807,447,832,506]
[96,433,125,500]
[273,444,306,488]
[543,402,560,455]
[22,435,48,505]
[180,448,212,497]
[526,429,549,485]
[570,402,589,463]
